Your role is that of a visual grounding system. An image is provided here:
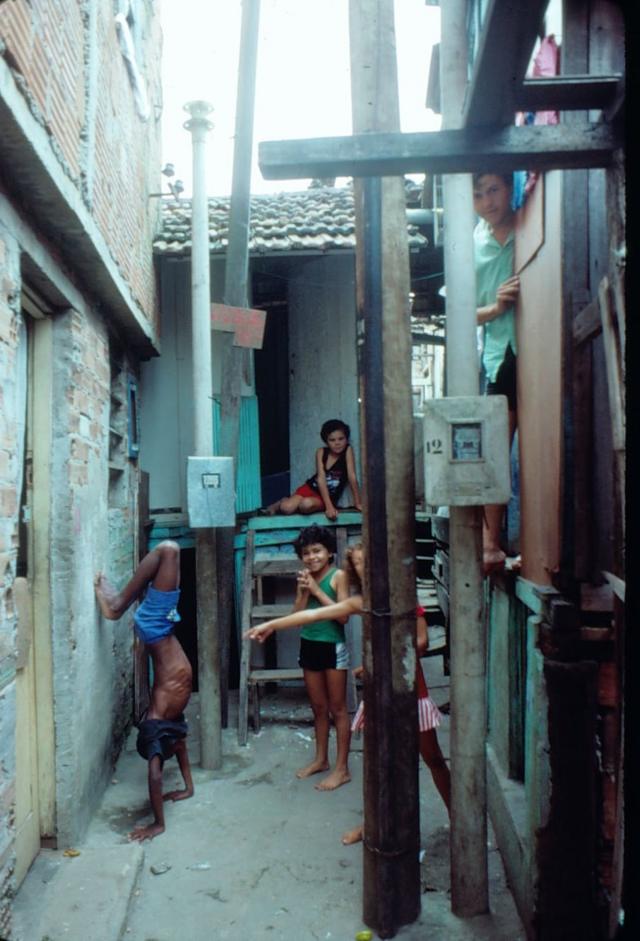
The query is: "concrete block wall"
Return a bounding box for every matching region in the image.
[48,307,137,845]
[0,0,162,324]
[0,215,143,925]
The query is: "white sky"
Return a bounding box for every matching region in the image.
[160,0,441,196]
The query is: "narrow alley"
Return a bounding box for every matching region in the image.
[13,655,525,941]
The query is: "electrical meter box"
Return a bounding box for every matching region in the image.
[422,396,511,506]
[187,456,235,528]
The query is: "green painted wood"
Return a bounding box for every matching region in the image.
[212,395,262,513]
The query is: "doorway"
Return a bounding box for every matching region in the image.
[14,296,55,885]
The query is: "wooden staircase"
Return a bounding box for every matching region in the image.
[237,519,356,745]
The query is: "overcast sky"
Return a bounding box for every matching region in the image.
[160,0,441,196]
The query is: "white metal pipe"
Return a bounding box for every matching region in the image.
[184,100,214,456]
[184,100,222,770]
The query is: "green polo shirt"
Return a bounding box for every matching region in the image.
[474,219,517,382]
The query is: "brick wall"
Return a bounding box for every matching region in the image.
[0,0,161,326]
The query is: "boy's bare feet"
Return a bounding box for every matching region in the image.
[129,822,165,842]
[296,759,330,779]
[341,824,363,845]
[94,573,122,620]
[315,768,351,791]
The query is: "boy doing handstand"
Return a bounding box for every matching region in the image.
[94,540,194,842]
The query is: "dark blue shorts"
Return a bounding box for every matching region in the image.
[299,637,349,671]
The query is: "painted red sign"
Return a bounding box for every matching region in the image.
[210,303,267,349]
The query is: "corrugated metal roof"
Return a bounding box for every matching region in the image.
[153,184,429,256]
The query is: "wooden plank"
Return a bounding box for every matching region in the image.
[253,558,300,576]
[258,122,618,181]
[572,340,593,580]
[251,604,292,619]
[598,277,625,452]
[237,528,255,745]
[517,75,622,113]
[602,571,625,604]
[572,297,601,346]
[249,668,304,683]
[462,0,549,126]
[598,276,626,537]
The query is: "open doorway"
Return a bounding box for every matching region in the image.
[254,299,290,506]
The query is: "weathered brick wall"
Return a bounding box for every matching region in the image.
[49,307,137,844]
[0,225,22,941]
[0,0,161,326]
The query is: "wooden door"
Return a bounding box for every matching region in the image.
[14,313,40,886]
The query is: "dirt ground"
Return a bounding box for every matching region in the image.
[13,652,525,941]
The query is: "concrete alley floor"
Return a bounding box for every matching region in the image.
[13,649,525,941]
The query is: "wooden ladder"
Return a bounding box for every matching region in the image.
[238,524,350,745]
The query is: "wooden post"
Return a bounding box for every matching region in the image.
[440,0,489,916]
[218,0,261,727]
[349,2,420,935]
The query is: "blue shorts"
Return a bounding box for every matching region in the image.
[299,637,350,671]
[134,586,181,645]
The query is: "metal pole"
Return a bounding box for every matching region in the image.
[440,0,489,915]
[218,0,261,728]
[349,2,420,935]
[184,100,222,770]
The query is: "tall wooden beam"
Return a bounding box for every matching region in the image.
[462,0,549,126]
[258,122,618,181]
[349,1,420,935]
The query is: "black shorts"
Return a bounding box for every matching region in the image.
[486,343,517,412]
[299,637,350,671]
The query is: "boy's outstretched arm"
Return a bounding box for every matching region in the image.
[246,595,362,642]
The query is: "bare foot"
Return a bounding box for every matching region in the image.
[94,573,122,620]
[483,547,506,575]
[129,822,165,842]
[315,769,351,791]
[341,825,363,845]
[296,759,330,779]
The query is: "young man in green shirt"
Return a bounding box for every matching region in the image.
[473,173,521,573]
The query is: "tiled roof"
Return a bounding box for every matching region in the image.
[153,183,429,257]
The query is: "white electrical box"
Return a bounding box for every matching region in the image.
[187,456,236,527]
[422,396,511,506]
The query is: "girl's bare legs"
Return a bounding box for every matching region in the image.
[297,670,331,778]
[420,729,451,814]
[315,669,351,790]
[95,541,180,620]
[273,494,323,515]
